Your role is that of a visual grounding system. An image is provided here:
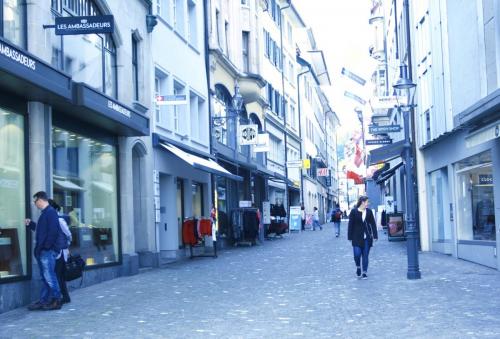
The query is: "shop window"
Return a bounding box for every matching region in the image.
[51,0,117,99]
[132,36,139,101]
[52,127,119,267]
[455,151,495,241]
[192,182,203,218]
[0,107,27,281]
[2,0,26,48]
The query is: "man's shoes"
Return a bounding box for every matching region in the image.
[362,273,368,280]
[27,301,45,311]
[42,299,62,311]
[62,297,71,304]
[335,234,339,237]
[356,267,361,278]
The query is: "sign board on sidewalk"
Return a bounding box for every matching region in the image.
[239,124,258,145]
[387,213,405,241]
[366,138,393,145]
[369,124,402,134]
[55,15,114,35]
[262,201,271,224]
[289,206,302,232]
[155,95,187,106]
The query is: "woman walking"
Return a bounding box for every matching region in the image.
[347,196,377,279]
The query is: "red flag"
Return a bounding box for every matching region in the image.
[354,143,363,168]
[347,170,364,184]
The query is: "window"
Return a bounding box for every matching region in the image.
[269,136,284,163]
[174,0,184,35]
[154,70,168,127]
[132,36,139,101]
[455,152,495,242]
[192,182,203,218]
[187,0,197,46]
[156,0,169,20]
[241,0,249,5]
[216,10,221,48]
[242,31,250,72]
[173,82,185,133]
[52,126,119,267]
[214,84,232,147]
[2,0,26,47]
[224,21,229,55]
[287,22,293,45]
[0,106,27,281]
[189,92,199,140]
[429,168,451,245]
[51,0,117,98]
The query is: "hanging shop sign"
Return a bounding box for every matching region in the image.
[289,206,302,232]
[369,124,402,134]
[303,159,311,169]
[155,95,187,106]
[316,168,329,177]
[366,138,393,145]
[369,96,398,110]
[325,175,332,187]
[239,124,258,145]
[54,15,114,35]
[253,133,270,152]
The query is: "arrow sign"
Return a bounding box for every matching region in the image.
[366,138,393,145]
[369,125,402,134]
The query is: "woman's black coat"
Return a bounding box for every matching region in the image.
[347,208,378,248]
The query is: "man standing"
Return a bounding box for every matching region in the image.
[25,191,65,311]
[332,203,343,237]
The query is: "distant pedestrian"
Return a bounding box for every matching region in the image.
[347,196,378,279]
[312,207,322,231]
[331,203,342,237]
[48,199,72,304]
[300,204,306,231]
[25,191,67,310]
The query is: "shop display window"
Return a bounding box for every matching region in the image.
[52,127,119,266]
[0,107,27,280]
[456,151,495,241]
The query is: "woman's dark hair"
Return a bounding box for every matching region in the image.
[356,196,369,208]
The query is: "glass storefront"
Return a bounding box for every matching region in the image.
[455,151,495,242]
[429,168,452,243]
[0,106,27,280]
[2,0,25,47]
[52,127,119,266]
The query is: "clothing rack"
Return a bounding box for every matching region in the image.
[181,218,217,259]
[230,208,259,246]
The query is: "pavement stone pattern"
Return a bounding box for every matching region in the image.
[1,222,500,338]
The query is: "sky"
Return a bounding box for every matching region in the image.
[293,0,377,140]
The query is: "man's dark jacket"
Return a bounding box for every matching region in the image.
[347,208,378,248]
[29,205,65,257]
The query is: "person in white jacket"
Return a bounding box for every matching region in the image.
[312,207,322,231]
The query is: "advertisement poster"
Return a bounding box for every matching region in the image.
[289,206,302,232]
[262,201,271,224]
[387,213,405,240]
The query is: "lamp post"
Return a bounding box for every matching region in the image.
[393,62,421,280]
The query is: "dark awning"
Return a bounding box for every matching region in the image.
[376,162,404,184]
[369,140,405,165]
[159,141,243,182]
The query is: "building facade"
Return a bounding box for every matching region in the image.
[0,0,154,313]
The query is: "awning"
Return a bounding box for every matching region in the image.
[53,179,85,191]
[268,172,294,187]
[376,162,404,184]
[160,142,243,181]
[369,140,405,165]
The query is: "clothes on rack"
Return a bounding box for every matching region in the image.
[182,219,198,246]
[230,208,259,242]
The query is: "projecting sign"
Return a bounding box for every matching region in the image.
[239,124,258,145]
[370,96,398,110]
[303,159,311,169]
[366,138,393,145]
[155,95,187,106]
[369,124,402,134]
[325,175,332,187]
[253,133,270,153]
[317,168,329,177]
[55,15,114,35]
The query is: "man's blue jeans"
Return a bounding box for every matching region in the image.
[37,250,62,303]
[353,239,371,272]
[312,220,322,230]
[334,222,341,236]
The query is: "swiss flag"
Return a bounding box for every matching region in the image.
[347,170,364,185]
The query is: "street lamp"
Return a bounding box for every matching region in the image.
[393,62,421,280]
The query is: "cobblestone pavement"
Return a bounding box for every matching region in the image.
[2,222,500,338]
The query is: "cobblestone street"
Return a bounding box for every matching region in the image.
[1,222,500,338]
